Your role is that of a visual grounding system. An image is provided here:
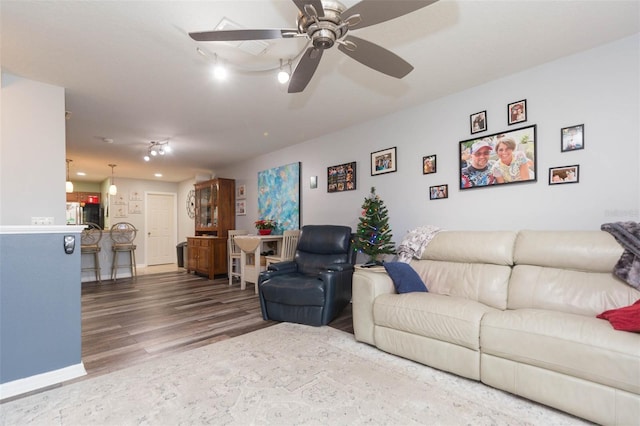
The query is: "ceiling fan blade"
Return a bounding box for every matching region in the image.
[189,28,297,42]
[338,35,413,79]
[292,0,325,18]
[288,47,324,93]
[342,0,438,30]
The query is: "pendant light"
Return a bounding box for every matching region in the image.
[65,159,74,193]
[108,164,118,196]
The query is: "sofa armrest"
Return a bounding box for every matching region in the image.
[352,269,395,345]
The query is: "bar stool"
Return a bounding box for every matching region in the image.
[81,222,102,283]
[110,222,137,281]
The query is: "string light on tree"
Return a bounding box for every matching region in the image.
[354,187,395,265]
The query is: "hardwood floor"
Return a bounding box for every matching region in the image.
[81,269,353,378]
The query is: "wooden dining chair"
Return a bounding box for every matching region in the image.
[228,230,249,286]
[265,229,300,268]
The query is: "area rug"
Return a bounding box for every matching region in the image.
[0,323,587,425]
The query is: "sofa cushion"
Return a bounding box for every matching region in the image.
[420,231,517,266]
[597,299,640,332]
[411,260,512,310]
[481,308,640,395]
[508,265,640,316]
[383,262,427,294]
[374,293,497,350]
[514,230,623,272]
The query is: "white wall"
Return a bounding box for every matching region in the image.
[218,35,640,240]
[102,177,179,266]
[177,178,196,242]
[1,73,66,225]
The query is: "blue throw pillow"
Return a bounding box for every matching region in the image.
[383,262,428,294]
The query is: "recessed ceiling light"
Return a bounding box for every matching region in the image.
[154,173,163,178]
[76,172,86,176]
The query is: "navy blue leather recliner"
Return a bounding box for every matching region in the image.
[258,225,355,326]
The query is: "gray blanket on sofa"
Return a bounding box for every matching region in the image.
[601,221,640,290]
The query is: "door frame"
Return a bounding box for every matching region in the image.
[144,191,178,266]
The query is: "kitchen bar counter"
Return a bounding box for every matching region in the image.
[80,230,135,282]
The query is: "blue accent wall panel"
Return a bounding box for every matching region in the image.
[0,232,81,383]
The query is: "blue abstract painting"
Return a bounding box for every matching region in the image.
[258,162,300,233]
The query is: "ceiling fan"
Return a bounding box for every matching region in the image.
[189,0,439,93]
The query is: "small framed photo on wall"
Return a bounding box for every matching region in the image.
[235,200,246,215]
[508,99,527,125]
[561,124,584,152]
[371,147,397,176]
[429,184,448,200]
[470,111,487,134]
[422,155,437,175]
[236,184,246,200]
[549,165,579,185]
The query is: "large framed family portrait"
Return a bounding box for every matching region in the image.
[459,124,537,190]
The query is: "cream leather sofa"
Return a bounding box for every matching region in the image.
[352,230,640,425]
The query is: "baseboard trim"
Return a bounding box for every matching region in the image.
[0,362,87,400]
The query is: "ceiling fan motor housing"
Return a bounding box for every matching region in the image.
[297,0,348,50]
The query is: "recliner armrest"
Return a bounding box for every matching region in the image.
[258,261,299,286]
[326,263,354,272]
[267,260,298,273]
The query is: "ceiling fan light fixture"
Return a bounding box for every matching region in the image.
[212,54,228,80]
[213,64,228,80]
[188,0,437,92]
[277,59,291,84]
[143,154,150,162]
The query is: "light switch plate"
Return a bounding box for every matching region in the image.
[31,217,54,225]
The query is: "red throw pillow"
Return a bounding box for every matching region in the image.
[597,299,640,332]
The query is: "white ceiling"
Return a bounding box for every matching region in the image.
[2,0,638,183]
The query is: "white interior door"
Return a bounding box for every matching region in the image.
[146,193,176,265]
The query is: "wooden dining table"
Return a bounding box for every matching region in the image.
[234,234,283,293]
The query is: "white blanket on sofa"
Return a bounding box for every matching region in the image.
[396,226,442,263]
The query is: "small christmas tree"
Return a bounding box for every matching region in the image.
[354,187,395,264]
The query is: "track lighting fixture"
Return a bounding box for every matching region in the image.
[143,140,171,162]
[108,164,117,196]
[196,48,305,86]
[66,159,74,193]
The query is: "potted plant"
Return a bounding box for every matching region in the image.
[255,219,277,235]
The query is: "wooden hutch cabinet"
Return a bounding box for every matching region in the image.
[186,236,227,280]
[194,178,235,237]
[187,178,235,279]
